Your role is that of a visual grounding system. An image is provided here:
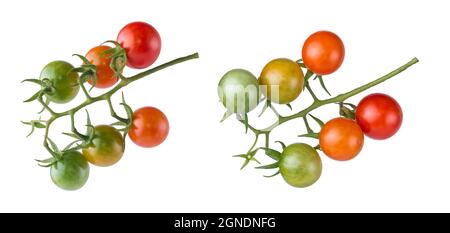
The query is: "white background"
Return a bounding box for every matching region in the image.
[0,0,449,212]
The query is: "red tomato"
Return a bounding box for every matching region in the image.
[319,117,364,161]
[117,22,161,69]
[85,45,119,88]
[356,93,403,140]
[302,31,345,75]
[129,107,169,148]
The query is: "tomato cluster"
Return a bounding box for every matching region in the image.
[25,22,172,191]
[218,31,405,188]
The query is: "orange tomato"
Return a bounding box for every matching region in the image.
[319,117,364,161]
[85,45,119,88]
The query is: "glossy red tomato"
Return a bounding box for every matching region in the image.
[356,93,403,140]
[319,117,364,161]
[85,45,119,88]
[129,107,169,148]
[117,22,161,69]
[302,31,345,75]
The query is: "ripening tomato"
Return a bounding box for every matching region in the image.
[319,117,364,161]
[259,58,304,104]
[302,31,345,75]
[117,22,161,69]
[129,107,169,148]
[82,125,124,167]
[85,45,119,88]
[356,93,403,140]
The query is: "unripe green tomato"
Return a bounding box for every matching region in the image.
[218,69,260,114]
[259,58,304,104]
[50,151,90,191]
[279,143,322,188]
[40,61,80,104]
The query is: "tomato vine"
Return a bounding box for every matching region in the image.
[21,22,198,191]
[23,51,198,158]
[231,57,418,180]
[218,31,418,187]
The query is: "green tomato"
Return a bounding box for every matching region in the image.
[218,69,260,114]
[279,143,322,188]
[50,151,90,191]
[40,61,80,104]
[82,125,125,167]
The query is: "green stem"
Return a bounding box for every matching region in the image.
[247,134,259,154]
[79,83,92,100]
[42,116,57,157]
[304,81,319,101]
[40,52,199,148]
[38,96,56,116]
[128,53,199,82]
[106,96,127,123]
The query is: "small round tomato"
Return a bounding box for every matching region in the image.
[117,21,161,69]
[279,143,322,188]
[319,117,364,161]
[82,125,124,167]
[40,61,80,104]
[356,93,403,140]
[50,151,89,191]
[85,45,119,88]
[129,107,169,148]
[259,58,304,104]
[218,69,260,114]
[302,31,345,75]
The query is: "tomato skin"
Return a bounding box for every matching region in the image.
[40,61,80,104]
[259,58,304,104]
[82,125,124,167]
[85,45,119,88]
[302,31,345,75]
[50,151,89,191]
[129,107,169,148]
[279,143,322,188]
[319,117,364,161]
[117,22,161,69]
[356,93,403,140]
[218,69,260,114]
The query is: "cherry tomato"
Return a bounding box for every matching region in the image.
[356,93,403,140]
[279,143,322,188]
[218,69,260,114]
[259,58,304,104]
[117,22,161,69]
[82,125,124,167]
[85,45,119,88]
[50,151,89,191]
[40,61,80,104]
[129,107,169,148]
[302,31,345,75]
[319,117,364,161]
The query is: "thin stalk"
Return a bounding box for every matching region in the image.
[247,134,259,154]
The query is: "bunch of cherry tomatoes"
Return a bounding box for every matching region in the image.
[218,31,403,187]
[26,22,171,190]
